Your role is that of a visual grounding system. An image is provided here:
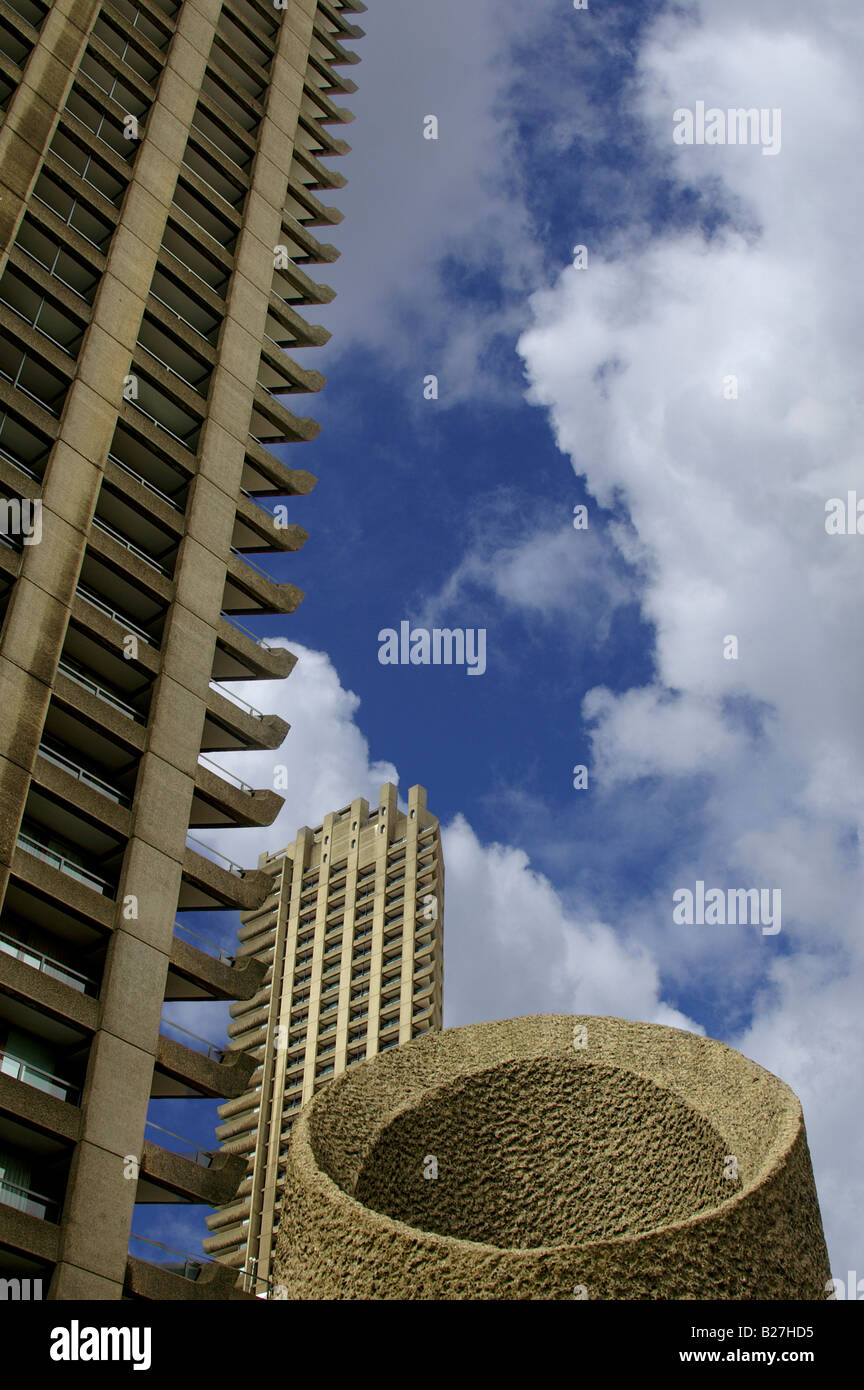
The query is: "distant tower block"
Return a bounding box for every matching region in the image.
[205,783,443,1293]
[273,1015,830,1300]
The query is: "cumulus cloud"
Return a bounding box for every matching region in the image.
[307,0,541,398]
[442,813,701,1032]
[415,511,635,642]
[517,0,864,1273]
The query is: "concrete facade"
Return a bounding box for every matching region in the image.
[274,1015,831,1300]
[205,783,444,1294]
[0,0,363,1299]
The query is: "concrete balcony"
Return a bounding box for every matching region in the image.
[221,550,304,618]
[0,940,98,1034]
[213,615,295,682]
[0,1202,61,1265]
[248,384,320,447]
[70,587,162,674]
[257,341,324,397]
[277,211,340,267]
[124,1253,253,1300]
[31,749,132,839]
[137,1138,247,1207]
[179,840,271,912]
[11,838,116,922]
[165,930,265,1003]
[214,1105,258,1143]
[0,1062,81,1143]
[201,681,289,754]
[263,291,329,352]
[52,667,146,755]
[102,454,185,537]
[232,491,308,555]
[189,756,282,831]
[291,143,347,193]
[0,464,41,528]
[202,1194,251,1240]
[116,397,195,488]
[225,1003,269,1040]
[272,256,335,309]
[152,1030,256,1100]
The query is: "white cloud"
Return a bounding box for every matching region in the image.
[583,686,740,783]
[415,509,636,644]
[441,813,699,1031]
[734,956,864,1286]
[517,0,864,1273]
[307,0,541,398]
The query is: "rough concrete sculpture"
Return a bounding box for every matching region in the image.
[273,1014,830,1300]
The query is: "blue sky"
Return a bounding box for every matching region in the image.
[136,0,864,1285]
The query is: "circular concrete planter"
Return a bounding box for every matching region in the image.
[273,1015,830,1300]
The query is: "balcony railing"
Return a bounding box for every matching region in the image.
[239,487,282,518]
[0,443,42,480]
[127,1233,209,1283]
[130,1234,283,1295]
[37,741,130,805]
[31,189,110,254]
[16,830,112,895]
[158,1015,225,1063]
[0,1052,80,1104]
[17,235,95,307]
[92,515,169,574]
[127,397,199,451]
[144,1119,213,1168]
[76,584,154,645]
[208,679,265,721]
[57,656,144,722]
[219,612,275,651]
[0,1175,60,1222]
[197,754,253,794]
[108,452,184,512]
[229,547,276,582]
[185,834,245,878]
[148,286,215,348]
[0,930,98,995]
[172,920,234,965]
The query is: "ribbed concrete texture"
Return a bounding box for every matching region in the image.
[274,1014,831,1300]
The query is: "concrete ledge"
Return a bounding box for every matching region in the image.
[124,1254,254,1300]
[0,1205,61,1263]
[140,1140,247,1206]
[180,845,272,911]
[0,1070,80,1142]
[166,935,266,1002]
[10,847,115,929]
[155,1033,256,1100]
[0,948,98,1033]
